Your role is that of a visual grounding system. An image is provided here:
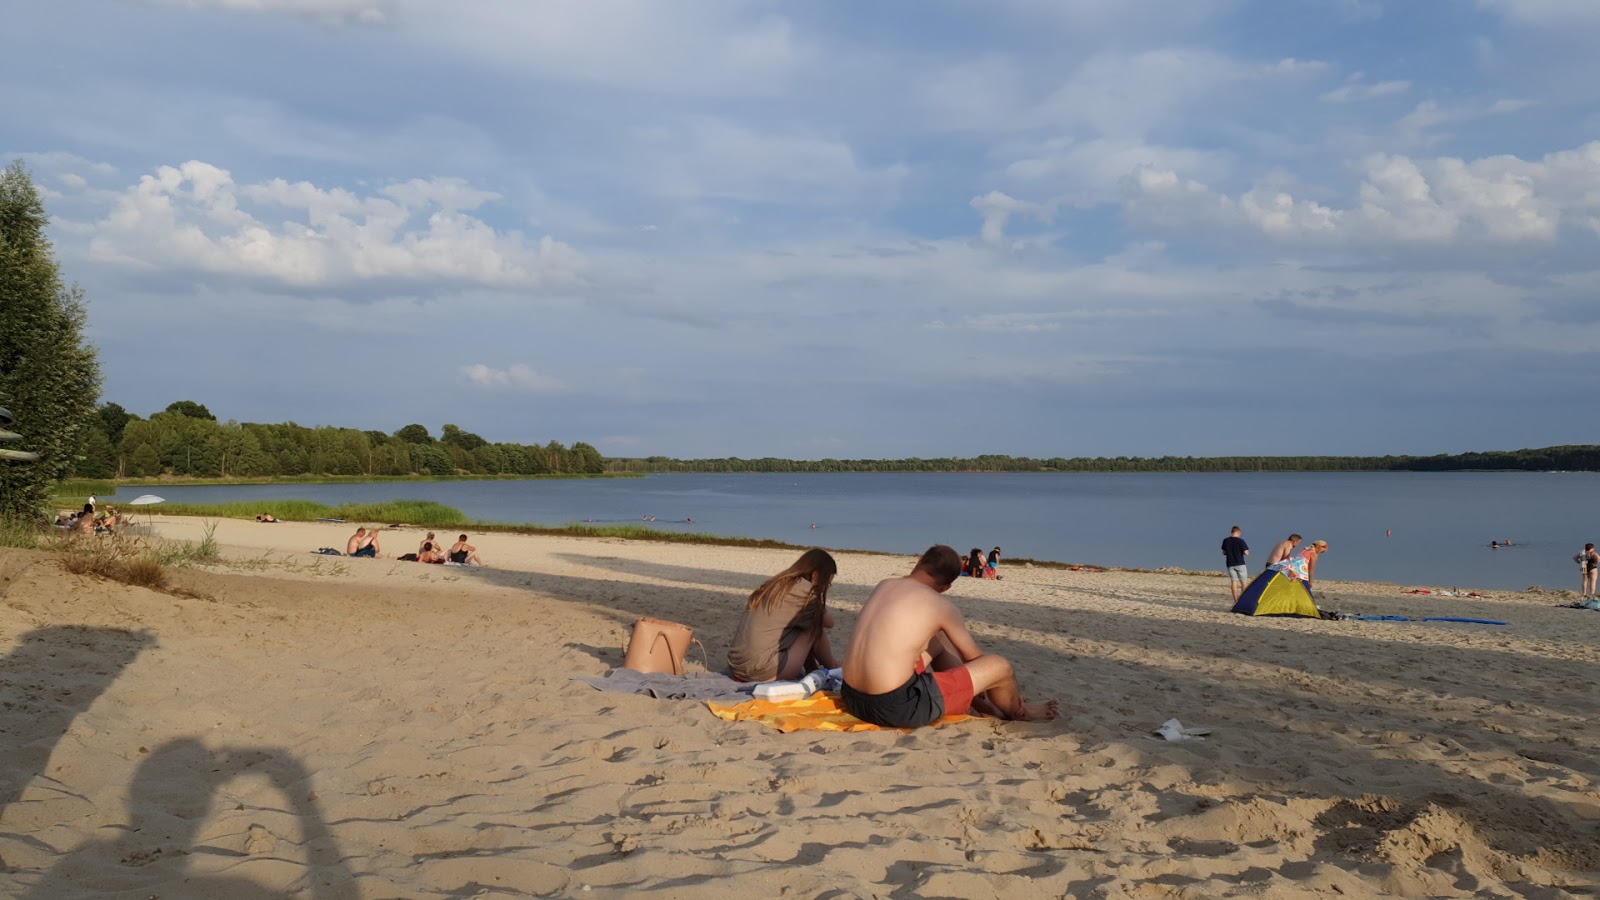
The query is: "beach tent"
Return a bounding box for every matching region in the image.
[1232,568,1322,618]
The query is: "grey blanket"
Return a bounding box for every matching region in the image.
[573,669,756,703]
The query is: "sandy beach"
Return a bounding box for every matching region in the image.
[2,516,1598,898]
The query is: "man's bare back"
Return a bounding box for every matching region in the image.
[841,546,1058,725]
[843,575,968,693]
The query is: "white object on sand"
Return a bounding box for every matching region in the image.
[753,668,831,701]
[1154,718,1213,741]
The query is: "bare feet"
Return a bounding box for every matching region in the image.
[1013,699,1059,722]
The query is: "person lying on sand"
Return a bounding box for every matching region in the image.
[255,513,279,523]
[728,548,840,683]
[840,544,1058,728]
[448,535,483,566]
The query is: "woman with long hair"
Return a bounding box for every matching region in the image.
[728,548,840,682]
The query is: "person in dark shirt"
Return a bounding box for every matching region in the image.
[1221,525,1250,602]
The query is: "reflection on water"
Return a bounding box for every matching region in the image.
[124,471,1598,590]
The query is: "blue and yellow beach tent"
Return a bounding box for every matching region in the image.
[1232,569,1321,618]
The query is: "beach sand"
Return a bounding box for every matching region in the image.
[2,517,1598,898]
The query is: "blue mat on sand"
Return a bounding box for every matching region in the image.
[1347,614,1506,626]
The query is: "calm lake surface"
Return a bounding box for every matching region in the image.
[117,472,1594,591]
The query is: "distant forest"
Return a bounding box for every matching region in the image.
[603,446,1600,474]
[77,401,604,479]
[74,401,1599,479]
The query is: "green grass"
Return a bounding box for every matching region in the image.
[0,514,42,550]
[127,498,472,527]
[56,479,116,497]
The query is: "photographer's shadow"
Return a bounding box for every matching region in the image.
[1,625,155,812]
[22,737,355,899]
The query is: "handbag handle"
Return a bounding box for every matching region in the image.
[648,632,708,674]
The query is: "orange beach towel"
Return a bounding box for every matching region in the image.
[706,691,975,733]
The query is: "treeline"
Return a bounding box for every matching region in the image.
[605,446,1600,474]
[76,401,604,479]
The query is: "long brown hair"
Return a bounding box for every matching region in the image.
[748,548,836,613]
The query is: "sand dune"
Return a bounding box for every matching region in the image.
[2,517,1597,898]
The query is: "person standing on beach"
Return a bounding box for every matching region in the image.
[1221,526,1250,602]
[1583,543,1599,597]
[1299,540,1328,587]
[840,545,1058,728]
[1266,533,1301,567]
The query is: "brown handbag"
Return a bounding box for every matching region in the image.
[623,617,698,675]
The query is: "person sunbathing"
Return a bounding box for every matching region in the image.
[448,535,483,566]
[728,548,840,683]
[255,513,279,523]
[347,527,383,558]
[840,545,1058,729]
[417,532,446,564]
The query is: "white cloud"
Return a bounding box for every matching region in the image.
[975,0,1244,34]
[1478,0,1600,26]
[398,1,810,97]
[1321,79,1412,103]
[138,0,391,25]
[1126,141,1600,245]
[631,120,908,205]
[926,309,1161,332]
[84,161,587,291]
[1396,97,1532,146]
[1002,137,1234,204]
[460,364,566,393]
[970,191,1051,244]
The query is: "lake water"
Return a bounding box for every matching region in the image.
[111,472,1595,591]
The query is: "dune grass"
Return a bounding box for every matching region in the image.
[42,521,221,590]
[0,515,41,550]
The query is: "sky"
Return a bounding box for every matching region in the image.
[4,0,1599,460]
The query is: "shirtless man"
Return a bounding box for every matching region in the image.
[348,527,382,558]
[840,545,1058,728]
[1266,533,1301,567]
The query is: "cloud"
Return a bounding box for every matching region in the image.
[970,191,1051,244]
[1478,0,1600,26]
[397,1,810,97]
[628,120,908,206]
[460,364,566,393]
[1126,140,1600,246]
[83,161,587,292]
[137,0,391,25]
[1320,79,1412,103]
[925,309,1161,332]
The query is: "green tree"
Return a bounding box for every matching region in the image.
[164,400,216,420]
[97,401,132,444]
[0,161,102,518]
[440,423,487,452]
[569,441,605,474]
[395,423,432,445]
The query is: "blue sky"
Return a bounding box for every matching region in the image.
[4,0,1599,459]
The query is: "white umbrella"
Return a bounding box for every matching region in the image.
[125,494,165,531]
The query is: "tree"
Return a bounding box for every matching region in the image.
[440,423,487,452]
[97,401,132,444]
[0,161,101,519]
[164,400,216,420]
[394,423,432,445]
